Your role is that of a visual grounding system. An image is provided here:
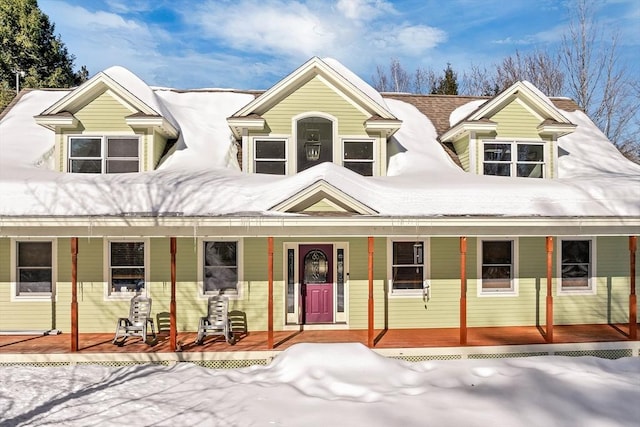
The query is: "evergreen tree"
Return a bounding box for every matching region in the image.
[431,63,458,95]
[0,0,87,110]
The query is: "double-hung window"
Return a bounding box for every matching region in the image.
[109,241,145,295]
[254,139,286,175]
[390,240,425,294]
[203,240,240,295]
[343,140,374,176]
[479,239,517,295]
[16,241,53,296]
[559,239,594,293]
[69,136,139,173]
[483,141,544,178]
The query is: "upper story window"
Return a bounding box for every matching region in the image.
[483,141,544,178]
[297,116,333,172]
[343,140,374,176]
[69,136,139,173]
[254,139,287,175]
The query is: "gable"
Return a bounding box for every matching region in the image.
[73,90,136,132]
[262,75,369,135]
[491,99,545,139]
[231,57,396,121]
[271,180,377,215]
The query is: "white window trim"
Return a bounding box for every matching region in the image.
[481,139,546,178]
[341,137,376,176]
[477,237,519,297]
[197,237,244,300]
[252,137,288,175]
[10,238,57,302]
[387,238,431,298]
[556,237,597,296]
[103,238,150,300]
[67,134,141,174]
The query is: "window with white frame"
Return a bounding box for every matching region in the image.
[559,239,593,292]
[480,239,516,293]
[16,241,53,296]
[109,241,145,295]
[203,240,239,295]
[68,136,139,173]
[254,139,286,175]
[483,141,544,178]
[343,140,374,176]
[390,241,425,293]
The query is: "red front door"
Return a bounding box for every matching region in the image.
[300,244,333,324]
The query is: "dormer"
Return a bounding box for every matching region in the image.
[227,57,401,176]
[34,67,178,173]
[441,81,576,179]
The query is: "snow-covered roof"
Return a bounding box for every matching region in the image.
[1,63,639,220]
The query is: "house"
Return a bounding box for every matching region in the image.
[0,57,638,351]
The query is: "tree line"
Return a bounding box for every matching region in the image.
[372,1,639,162]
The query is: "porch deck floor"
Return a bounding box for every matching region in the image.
[0,324,634,355]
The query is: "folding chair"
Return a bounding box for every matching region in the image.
[113,295,156,345]
[195,295,236,345]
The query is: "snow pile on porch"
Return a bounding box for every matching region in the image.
[1,343,639,426]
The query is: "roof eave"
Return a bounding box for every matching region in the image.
[440,122,498,142]
[125,116,179,138]
[34,114,79,130]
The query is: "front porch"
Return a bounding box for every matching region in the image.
[1,323,636,357]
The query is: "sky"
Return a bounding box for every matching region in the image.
[1,343,639,426]
[38,0,640,91]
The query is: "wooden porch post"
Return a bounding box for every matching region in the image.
[630,236,637,341]
[70,237,79,352]
[460,237,467,345]
[546,236,554,343]
[367,236,374,348]
[267,237,274,349]
[170,237,177,351]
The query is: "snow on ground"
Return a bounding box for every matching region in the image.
[0,343,638,426]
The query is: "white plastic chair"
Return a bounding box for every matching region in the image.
[195,296,236,345]
[113,295,156,345]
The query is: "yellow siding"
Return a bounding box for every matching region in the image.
[74,90,134,132]
[492,99,542,139]
[0,235,634,333]
[467,237,546,327]
[555,236,630,325]
[262,76,369,135]
[452,135,470,172]
[152,130,168,170]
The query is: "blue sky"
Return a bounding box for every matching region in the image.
[40,0,639,91]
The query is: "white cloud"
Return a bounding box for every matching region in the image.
[336,0,396,21]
